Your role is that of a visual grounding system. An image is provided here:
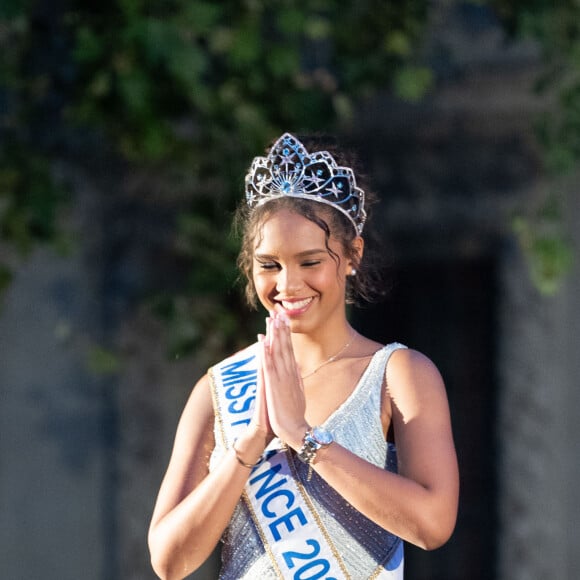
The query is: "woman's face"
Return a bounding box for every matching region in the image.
[252,208,353,333]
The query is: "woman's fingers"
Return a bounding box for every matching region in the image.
[266,312,296,378]
[252,336,275,437]
[260,312,307,444]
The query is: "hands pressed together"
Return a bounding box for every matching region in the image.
[250,311,310,453]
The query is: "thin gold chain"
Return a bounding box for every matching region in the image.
[300,331,354,380]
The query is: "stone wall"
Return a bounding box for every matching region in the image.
[497,184,580,580]
[0,240,110,578]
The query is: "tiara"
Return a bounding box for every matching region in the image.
[245,133,366,234]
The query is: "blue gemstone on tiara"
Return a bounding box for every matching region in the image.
[244,133,366,234]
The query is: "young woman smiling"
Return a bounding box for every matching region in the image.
[148,133,459,580]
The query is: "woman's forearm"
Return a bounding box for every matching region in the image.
[312,442,458,550]
[149,431,269,580]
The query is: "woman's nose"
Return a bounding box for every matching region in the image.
[276,267,303,294]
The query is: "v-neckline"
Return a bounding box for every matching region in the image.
[319,345,385,428]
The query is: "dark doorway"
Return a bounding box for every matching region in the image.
[351,255,499,580]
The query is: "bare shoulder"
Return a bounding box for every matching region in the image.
[386,348,448,421]
[179,373,215,430]
[163,373,215,466]
[387,347,444,384]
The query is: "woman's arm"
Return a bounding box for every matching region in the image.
[263,316,459,550]
[148,374,269,580]
[311,348,459,549]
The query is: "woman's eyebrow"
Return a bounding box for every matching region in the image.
[254,249,327,260]
[296,249,327,258]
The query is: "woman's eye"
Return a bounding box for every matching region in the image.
[259,262,279,270]
[302,260,321,267]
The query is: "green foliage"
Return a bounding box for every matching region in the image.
[3,0,577,359]
[87,344,122,375]
[63,0,432,164]
[0,0,433,357]
[0,264,12,295]
[492,0,578,292]
[393,66,434,102]
[0,146,69,254]
[513,196,574,296]
[0,0,73,290]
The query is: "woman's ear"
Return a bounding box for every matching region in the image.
[346,236,364,275]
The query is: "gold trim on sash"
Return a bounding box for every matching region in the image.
[285,450,351,578]
[209,346,350,579]
[208,343,405,580]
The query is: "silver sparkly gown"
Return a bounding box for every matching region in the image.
[209,342,407,579]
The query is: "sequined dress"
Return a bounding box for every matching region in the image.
[209,342,407,579]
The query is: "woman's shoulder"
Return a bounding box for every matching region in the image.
[387,346,441,374]
[384,346,447,409]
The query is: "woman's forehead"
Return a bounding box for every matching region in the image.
[255,211,324,243]
[252,209,342,255]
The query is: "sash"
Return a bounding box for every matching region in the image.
[210,343,404,580]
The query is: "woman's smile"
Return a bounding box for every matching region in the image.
[277,297,315,315]
[252,209,351,331]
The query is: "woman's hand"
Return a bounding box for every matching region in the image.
[260,312,309,449]
[247,338,274,444]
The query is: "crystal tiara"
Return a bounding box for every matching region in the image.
[244,133,366,234]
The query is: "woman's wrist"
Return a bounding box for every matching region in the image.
[283,423,311,451]
[232,425,270,466]
[232,439,264,469]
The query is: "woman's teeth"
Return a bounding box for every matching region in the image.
[281,298,312,310]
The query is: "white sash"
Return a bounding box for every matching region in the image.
[210,343,404,580]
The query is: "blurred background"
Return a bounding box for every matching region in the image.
[1,1,579,579]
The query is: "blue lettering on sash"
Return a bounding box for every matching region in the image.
[262,489,295,517]
[249,458,309,544]
[231,417,251,427]
[219,354,257,426]
[269,507,308,541]
[282,540,334,579]
[249,463,285,498]
[225,380,256,400]
[228,396,255,414]
[220,355,257,386]
[219,355,340,578]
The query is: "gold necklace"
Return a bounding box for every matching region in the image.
[300,332,354,380]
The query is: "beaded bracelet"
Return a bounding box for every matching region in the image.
[232,439,264,469]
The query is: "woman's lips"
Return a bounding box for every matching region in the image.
[278,297,314,314]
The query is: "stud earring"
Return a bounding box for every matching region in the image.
[350,268,357,276]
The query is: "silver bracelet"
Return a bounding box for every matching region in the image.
[232,440,263,469]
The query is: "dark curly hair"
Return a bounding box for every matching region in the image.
[234,134,389,309]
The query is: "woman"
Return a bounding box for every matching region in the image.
[148,133,459,579]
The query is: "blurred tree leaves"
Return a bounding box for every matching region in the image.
[0,0,432,357]
[513,198,574,296]
[493,0,579,294]
[1,0,579,359]
[62,0,432,164]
